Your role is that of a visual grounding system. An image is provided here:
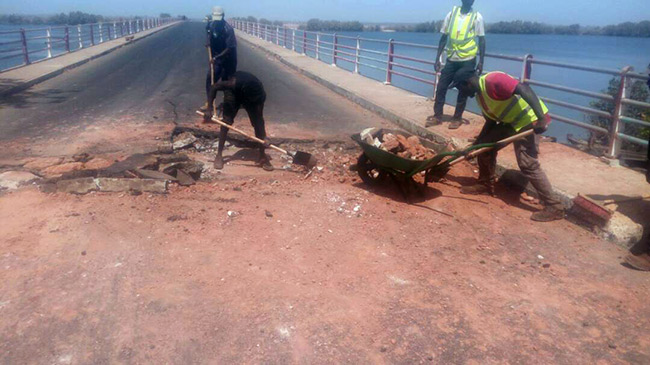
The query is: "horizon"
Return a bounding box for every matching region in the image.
[1,0,650,27]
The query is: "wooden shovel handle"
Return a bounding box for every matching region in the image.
[449,129,535,167]
[195,111,289,155]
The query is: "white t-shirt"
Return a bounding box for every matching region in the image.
[441,8,485,61]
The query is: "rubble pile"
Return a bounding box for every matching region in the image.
[380,133,436,160]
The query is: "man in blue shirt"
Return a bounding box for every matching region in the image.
[205,6,237,109]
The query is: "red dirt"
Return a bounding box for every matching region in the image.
[1,142,649,364]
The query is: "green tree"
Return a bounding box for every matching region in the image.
[589,78,650,149]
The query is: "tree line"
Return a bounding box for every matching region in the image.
[232,16,650,37]
[0,12,175,26]
[397,19,650,37]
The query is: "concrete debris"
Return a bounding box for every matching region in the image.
[172,132,198,150]
[55,177,167,194]
[133,168,178,181]
[265,210,273,218]
[101,154,159,177]
[157,153,190,164]
[175,170,196,186]
[95,178,167,194]
[380,133,436,160]
[72,152,92,163]
[162,161,204,180]
[56,178,98,195]
[0,171,40,190]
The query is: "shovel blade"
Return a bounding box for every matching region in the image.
[292,151,317,167]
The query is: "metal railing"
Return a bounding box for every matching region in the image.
[0,17,177,73]
[233,20,650,158]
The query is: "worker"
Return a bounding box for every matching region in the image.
[623,69,650,271]
[204,6,237,115]
[427,0,486,130]
[204,71,273,172]
[452,69,565,222]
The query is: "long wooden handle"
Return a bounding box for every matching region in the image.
[195,111,289,155]
[603,194,650,205]
[449,129,535,167]
[207,46,216,116]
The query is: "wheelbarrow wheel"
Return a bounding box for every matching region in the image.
[357,154,388,186]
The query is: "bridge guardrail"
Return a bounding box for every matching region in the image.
[233,20,649,158]
[0,17,177,74]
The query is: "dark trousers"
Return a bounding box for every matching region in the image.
[223,92,267,142]
[433,59,476,118]
[475,119,561,207]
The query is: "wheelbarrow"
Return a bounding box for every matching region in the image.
[351,128,533,201]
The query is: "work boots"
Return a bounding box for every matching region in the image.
[530,205,565,222]
[460,180,495,196]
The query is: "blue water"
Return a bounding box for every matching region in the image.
[0,23,133,70]
[287,31,650,143]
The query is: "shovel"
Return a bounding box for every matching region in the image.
[195,110,317,167]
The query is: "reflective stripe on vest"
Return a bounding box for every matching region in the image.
[446,6,478,59]
[476,72,549,132]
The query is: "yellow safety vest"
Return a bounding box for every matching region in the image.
[477,72,549,132]
[446,6,478,60]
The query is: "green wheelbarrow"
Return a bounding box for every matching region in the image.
[351,128,533,200]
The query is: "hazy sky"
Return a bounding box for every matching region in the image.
[2,0,649,26]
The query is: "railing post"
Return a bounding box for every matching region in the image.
[284,27,288,48]
[292,29,296,51]
[302,31,306,55]
[64,26,70,52]
[332,33,338,67]
[607,66,633,159]
[77,25,82,49]
[113,22,117,38]
[20,29,30,65]
[99,23,103,43]
[521,54,533,82]
[385,39,394,85]
[316,33,320,60]
[276,26,280,45]
[354,36,360,74]
[47,28,53,57]
[90,24,95,45]
[108,23,113,40]
[265,25,268,42]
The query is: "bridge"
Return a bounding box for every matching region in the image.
[0,20,649,363]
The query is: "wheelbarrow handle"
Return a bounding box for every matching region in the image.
[449,129,535,167]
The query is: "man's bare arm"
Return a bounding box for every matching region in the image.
[514,83,548,132]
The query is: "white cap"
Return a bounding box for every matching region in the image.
[212,6,224,21]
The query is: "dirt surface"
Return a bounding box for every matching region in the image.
[2,138,650,364]
[1,22,650,364]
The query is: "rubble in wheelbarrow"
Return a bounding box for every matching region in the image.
[380,133,437,160]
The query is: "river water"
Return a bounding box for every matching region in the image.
[3,24,650,142]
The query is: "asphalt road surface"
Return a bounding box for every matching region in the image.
[0,22,387,145]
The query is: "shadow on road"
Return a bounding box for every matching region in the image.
[0,81,75,109]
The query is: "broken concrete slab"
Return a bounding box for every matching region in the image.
[172,132,198,150]
[157,153,190,164]
[56,178,98,195]
[163,161,204,180]
[604,212,644,249]
[99,154,159,177]
[95,178,167,194]
[0,171,40,190]
[133,169,178,181]
[175,170,195,186]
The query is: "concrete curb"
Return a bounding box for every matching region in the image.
[237,33,644,248]
[0,22,181,98]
